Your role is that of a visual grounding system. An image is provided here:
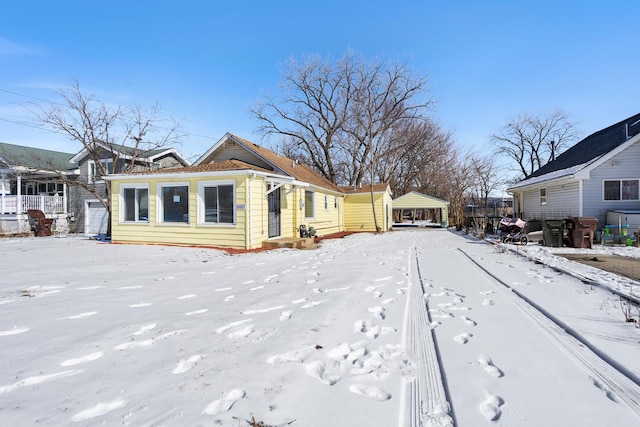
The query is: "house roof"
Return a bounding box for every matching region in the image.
[123,159,273,176]
[392,191,448,205]
[339,183,390,194]
[526,112,640,180]
[69,141,190,166]
[0,142,76,172]
[194,133,347,194]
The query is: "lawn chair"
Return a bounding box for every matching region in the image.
[27,210,54,237]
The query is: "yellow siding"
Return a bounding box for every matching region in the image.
[298,188,344,237]
[344,191,389,232]
[111,175,248,249]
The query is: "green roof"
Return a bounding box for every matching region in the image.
[0,142,76,172]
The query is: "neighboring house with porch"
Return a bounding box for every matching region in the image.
[0,142,75,236]
[69,142,189,235]
[507,113,640,232]
[105,133,392,250]
[0,141,188,237]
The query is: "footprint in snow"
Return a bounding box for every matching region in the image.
[349,384,391,401]
[280,311,292,321]
[185,309,208,316]
[202,388,245,415]
[479,290,494,296]
[367,306,385,319]
[266,346,315,364]
[304,360,341,386]
[154,276,175,281]
[0,327,30,336]
[479,394,504,421]
[482,299,494,306]
[71,399,128,422]
[454,333,473,344]
[129,302,152,308]
[60,351,104,367]
[224,295,236,302]
[59,311,98,320]
[172,355,202,374]
[461,316,477,326]
[591,377,620,402]
[477,355,503,377]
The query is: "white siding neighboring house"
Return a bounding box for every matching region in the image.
[507,113,640,232]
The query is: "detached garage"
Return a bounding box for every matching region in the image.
[392,191,449,228]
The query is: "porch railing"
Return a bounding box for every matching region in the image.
[0,195,66,214]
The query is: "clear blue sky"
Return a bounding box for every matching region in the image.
[1,1,639,163]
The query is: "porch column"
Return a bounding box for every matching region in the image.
[63,182,68,213]
[16,175,22,214]
[0,174,5,214]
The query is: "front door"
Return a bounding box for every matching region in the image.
[268,187,281,238]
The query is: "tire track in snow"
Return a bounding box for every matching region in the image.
[459,247,640,421]
[400,246,454,427]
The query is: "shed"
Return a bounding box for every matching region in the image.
[392,191,449,228]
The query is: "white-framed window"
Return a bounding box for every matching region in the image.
[334,196,338,209]
[37,182,64,196]
[157,182,189,223]
[305,190,315,218]
[197,180,235,225]
[324,194,329,210]
[604,179,640,201]
[121,184,149,222]
[88,159,114,183]
[539,187,547,205]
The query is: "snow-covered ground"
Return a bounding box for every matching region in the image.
[0,230,639,426]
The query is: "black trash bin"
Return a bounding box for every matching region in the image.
[542,220,565,247]
[565,217,598,248]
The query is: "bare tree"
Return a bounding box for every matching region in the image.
[251,53,352,183]
[377,119,454,197]
[470,154,501,212]
[491,109,580,178]
[446,150,485,231]
[33,81,182,236]
[251,51,436,187]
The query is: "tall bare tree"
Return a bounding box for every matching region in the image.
[251,51,437,186]
[34,81,181,235]
[491,109,580,178]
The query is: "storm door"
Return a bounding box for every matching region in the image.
[268,186,281,238]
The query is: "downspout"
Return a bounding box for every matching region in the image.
[248,174,254,249]
[578,179,584,217]
[293,185,297,237]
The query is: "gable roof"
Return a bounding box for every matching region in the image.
[527,112,640,179]
[69,141,190,166]
[392,191,448,205]
[0,142,76,172]
[508,113,640,190]
[120,159,273,176]
[195,133,345,193]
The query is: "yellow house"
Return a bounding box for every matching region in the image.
[105,133,389,250]
[341,184,393,232]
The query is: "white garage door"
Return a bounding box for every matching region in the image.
[85,201,108,235]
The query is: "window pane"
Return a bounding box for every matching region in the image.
[604,181,620,200]
[137,189,149,220]
[124,188,135,221]
[204,186,218,222]
[622,180,639,200]
[218,185,234,223]
[163,186,189,222]
[305,190,314,218]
